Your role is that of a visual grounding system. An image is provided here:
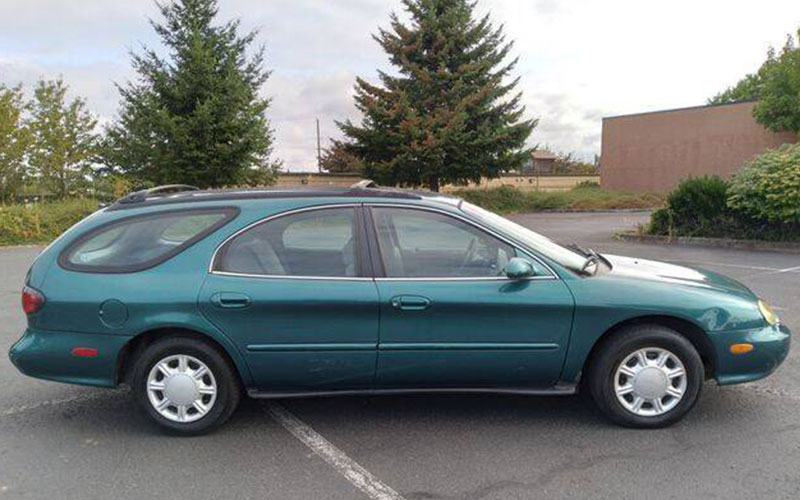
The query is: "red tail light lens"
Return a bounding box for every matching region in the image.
[21,286,45,314]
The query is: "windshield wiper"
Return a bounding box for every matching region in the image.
[567,243,590,256]
[569,243,602,275]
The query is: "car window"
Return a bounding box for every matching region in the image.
[371,207,516,278]
[61,209,237,273]
[216,207,358,278]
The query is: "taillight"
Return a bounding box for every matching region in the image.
[21,286,45,314]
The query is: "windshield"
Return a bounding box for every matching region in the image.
[460,202,589,273]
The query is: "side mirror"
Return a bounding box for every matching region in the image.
[504,257,536,280]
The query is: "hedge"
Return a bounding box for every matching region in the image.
[0,198,101,246]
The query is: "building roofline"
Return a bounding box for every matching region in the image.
[602,99,758,121]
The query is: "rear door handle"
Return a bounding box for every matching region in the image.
[391,295,431,311]
[211,292,251,309]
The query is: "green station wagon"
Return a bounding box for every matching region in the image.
[9,183,790,434]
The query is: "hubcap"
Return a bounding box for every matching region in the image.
[614,347,687,417]
[147,354,217,423]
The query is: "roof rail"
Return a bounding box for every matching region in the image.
[350,179,378,189]
[116,184,201,205]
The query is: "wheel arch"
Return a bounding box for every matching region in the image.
[582,315,717,381]
[115,326,252,388]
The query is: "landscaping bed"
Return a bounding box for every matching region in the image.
[449,184,664,215]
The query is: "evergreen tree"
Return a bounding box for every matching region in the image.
[339,0,537,191]
[28,79,98,199]
[0,83,30,204]
[320,140,365,173]
[103,0,278,188]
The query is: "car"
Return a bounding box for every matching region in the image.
[8,183,791,434]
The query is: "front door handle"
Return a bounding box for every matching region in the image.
[210,292,251,309]
[391,295,431,311]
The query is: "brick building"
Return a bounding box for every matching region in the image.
[601,101,797,192]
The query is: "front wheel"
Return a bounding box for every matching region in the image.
[132,336,241,435]
[587,325,704,428]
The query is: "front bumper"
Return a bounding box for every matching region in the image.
[9,328,132,388]
[713,323,791,385]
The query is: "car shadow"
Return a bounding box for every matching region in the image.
[1,383,771,438]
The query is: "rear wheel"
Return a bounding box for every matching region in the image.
[587,325,704,428]
[132,336,241,435]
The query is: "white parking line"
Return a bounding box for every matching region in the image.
[266,402,406,500]
[754,265,800,276]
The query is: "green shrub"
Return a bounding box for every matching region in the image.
[663,176,730,236]
[0,198,100,246]
[572,180,601,190]
[728,143,800,225]
[648,207,673,236]
[648,166,800,241]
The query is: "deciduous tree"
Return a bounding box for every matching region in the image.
[710,29,800,135]
[0,84,30,204]
[28,79,98,199]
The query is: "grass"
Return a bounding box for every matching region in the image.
[449,184,664,215]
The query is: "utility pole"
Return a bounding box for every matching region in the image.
[316,118,322,173]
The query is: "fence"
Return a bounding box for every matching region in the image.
[276,172,601,193]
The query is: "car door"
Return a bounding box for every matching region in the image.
[368,205,575,389]
[199,204,379,392]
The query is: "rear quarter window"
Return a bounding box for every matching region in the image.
[59,208,239,273]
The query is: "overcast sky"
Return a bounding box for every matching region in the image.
[1,0,799,171]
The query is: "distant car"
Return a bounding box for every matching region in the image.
[9,183,790,434]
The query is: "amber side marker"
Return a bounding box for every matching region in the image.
[730,343,754,355]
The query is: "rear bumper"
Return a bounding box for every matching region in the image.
[9,328,132,388]
[713,323,791,385]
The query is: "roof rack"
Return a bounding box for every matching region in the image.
[116,184,201,204]
[350,179,379,189]
[106,182,425,211]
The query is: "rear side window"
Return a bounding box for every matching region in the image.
[59,208,239,273]
[214,207,359,277]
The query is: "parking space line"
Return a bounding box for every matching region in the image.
[753,265,800,276]
[266,402,406,500]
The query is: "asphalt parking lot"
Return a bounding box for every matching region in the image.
[1,211,799,500]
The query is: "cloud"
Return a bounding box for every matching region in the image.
[1,0,799,169]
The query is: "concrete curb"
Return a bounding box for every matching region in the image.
[0,244,44,250]
[532,208,654,214]
[615,231,800,254]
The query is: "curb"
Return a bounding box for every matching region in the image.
[531,208,654,214]
[615,232,800,254]
[0,244,45,250]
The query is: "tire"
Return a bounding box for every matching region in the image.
[586,325,704,428]
[132,336,241,435]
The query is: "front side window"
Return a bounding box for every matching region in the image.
[460,201,588,273]
[60,208,238,273]
[371,207,516,278]
[216,207,358,277]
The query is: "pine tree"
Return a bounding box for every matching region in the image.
[320,140,365,173]
[339,0,537,191]
[28,79,98,199]
[102,0,278,188]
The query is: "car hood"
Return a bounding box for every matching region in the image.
[602,254,757,300]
